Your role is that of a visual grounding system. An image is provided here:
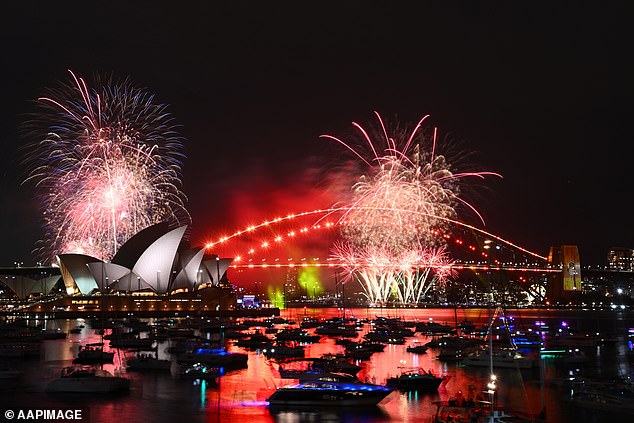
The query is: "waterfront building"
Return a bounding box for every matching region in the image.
[0,223,239,314]
[607,247,634,271]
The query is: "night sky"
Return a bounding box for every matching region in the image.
[1,2,633,268]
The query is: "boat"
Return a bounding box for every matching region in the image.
[386,369,446,391]
[267,380,392,406]
[416,321,455,335]
[462,349,537,369]
[406,345,428,354]
[457,319,476,334]
[46,366,129,393]
[177,347,248,370]
[109,337,155,349]
[261,344,305,359]
[311,354,363,376]
[300,317,322,329]
[540,348,589,365]
[73,344,114,364]
[126,353,171,372]
[315,324,359,338]
[278,365,357,382]
[177,362,222,381]
[275,328,322,343]
[235,332,272,350]
[364,331,405,344]
[437,346,479,362]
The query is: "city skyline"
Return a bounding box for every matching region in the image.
[1,3,633,267]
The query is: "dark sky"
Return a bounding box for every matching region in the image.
[1,2,633,267]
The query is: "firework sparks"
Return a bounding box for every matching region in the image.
[325,113,499,305]
[24,71,190,261]
[332,242,454,305]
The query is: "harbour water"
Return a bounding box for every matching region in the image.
[2,308,633,422]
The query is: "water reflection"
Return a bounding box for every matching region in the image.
[3,308,633,422]
[269,405,389,423]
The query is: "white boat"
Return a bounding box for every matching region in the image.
[46,366,129,393]
[462,349,537,369]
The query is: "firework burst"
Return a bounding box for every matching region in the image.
[332,242,455,305]
[324,112,499,304]
[24,71,190,262]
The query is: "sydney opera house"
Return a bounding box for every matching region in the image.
[0,223,238,315]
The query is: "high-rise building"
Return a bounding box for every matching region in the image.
[607,247,634,271]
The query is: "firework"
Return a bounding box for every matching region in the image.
[24,71,190,262]
[325,113,499,305]
[332,242,454,305]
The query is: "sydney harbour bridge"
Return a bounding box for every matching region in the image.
[0,207,575,308]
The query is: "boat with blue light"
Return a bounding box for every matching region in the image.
[177,347,247,370]
[267,380,393,406]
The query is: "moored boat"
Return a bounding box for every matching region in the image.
[267,380,392,406]
[177,347,248,370]
[386,369,446,391]
[462,349,537,369]
[406,345,428,354]
[46,366,129,393]
[73,343,114,364]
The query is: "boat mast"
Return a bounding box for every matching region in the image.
[484,240,496,420]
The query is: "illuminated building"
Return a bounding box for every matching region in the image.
[1,223,239,313]
[607,247,634,271]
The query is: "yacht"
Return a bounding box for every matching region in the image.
[267,380,392,406]
[462,349,537,369]
[278,364,356,381]
[386,369,446,391]
[46,366,129,393]
[406,345,429,354]
[177,362,222,381]
[177,347,248,370]
[109,337,155,349]
[311,354,362,376]
[73,344,114,364]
